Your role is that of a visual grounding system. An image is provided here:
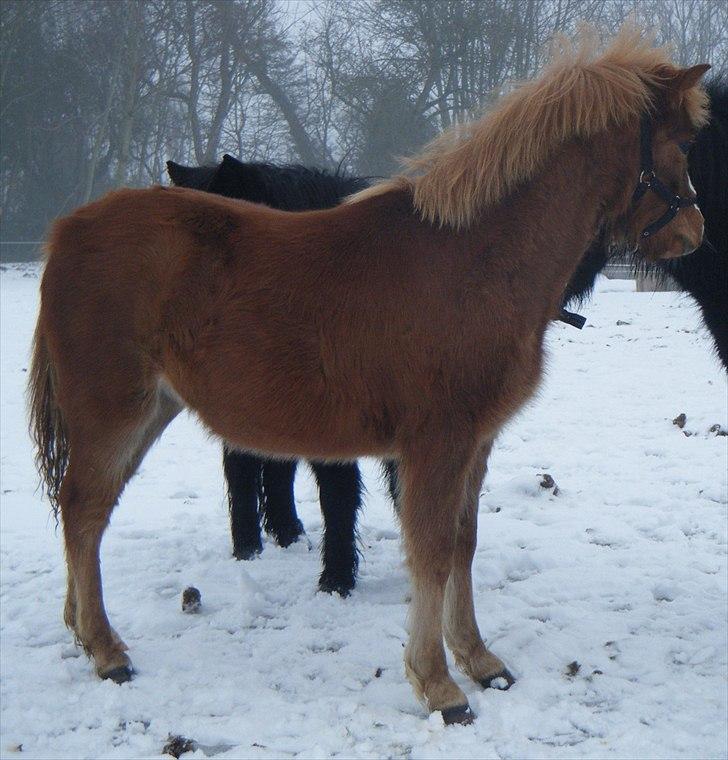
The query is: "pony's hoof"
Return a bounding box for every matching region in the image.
[440,704,475,726]
[480,668,515,690]
[100,664,134,684]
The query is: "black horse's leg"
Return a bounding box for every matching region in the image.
[310,461,362,596]
[260,459,305,547]
[223,447,263,560]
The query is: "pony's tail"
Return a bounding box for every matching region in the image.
[28,321,68,519]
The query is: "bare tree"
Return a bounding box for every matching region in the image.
[2,0,725,255]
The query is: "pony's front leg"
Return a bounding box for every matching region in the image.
[443,441,514,690]
[400,442,476,724]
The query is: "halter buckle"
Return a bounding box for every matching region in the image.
[639,169,655,186]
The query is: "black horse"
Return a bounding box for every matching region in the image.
[167,155,373,595]
[168,80,725,594]
[563,78,727,369]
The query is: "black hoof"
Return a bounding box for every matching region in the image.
[101,664,134,684]
[441,704,475,726]
[480,668,515,690]
[272,522,305,548]
[318,574,355,597]
[233,545,262,561]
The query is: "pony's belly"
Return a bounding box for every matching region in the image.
[201,404,393,462]
[165,368,393,461]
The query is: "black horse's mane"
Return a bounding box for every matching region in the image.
[167,155,369,211]
[562,78,727,368]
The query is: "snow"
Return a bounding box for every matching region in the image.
[1,263,726,759]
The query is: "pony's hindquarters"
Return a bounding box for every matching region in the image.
[30,213,182,681]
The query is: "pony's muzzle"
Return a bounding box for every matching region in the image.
[645,206,704,260]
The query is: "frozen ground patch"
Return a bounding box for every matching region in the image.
[1,265,726,759]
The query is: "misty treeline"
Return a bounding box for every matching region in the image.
[2,0,726,243]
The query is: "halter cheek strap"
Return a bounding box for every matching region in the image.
[631,115,696,239]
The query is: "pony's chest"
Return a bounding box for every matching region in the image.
[467,331,546,423]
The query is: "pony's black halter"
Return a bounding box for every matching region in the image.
[557,117,695,331]
[631,114,696,239]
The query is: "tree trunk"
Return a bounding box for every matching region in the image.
[202,3,235,164]
[244,55,322,165]
[113,2,143,186]
[82,6,124,202]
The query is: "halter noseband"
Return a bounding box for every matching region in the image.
[631,114,696,239]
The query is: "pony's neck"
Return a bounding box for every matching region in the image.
[474,127,635,326]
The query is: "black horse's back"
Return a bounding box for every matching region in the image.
[563,79,727,369]
[167,155,369,594]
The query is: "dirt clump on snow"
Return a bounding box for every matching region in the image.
[181,586,201,614]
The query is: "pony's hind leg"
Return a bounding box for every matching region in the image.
[62,390,180,682]
[443,441,515,690]
[310,461,361,596]
[399,439,477,724]
[61,457,132,681]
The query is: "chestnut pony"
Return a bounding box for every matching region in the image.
[29,30,709,723]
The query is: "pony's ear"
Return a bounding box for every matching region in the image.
[672,64,711,91]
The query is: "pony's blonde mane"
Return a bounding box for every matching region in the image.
[347,26,709,230]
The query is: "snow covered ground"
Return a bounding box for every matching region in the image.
[1,263,726,760]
